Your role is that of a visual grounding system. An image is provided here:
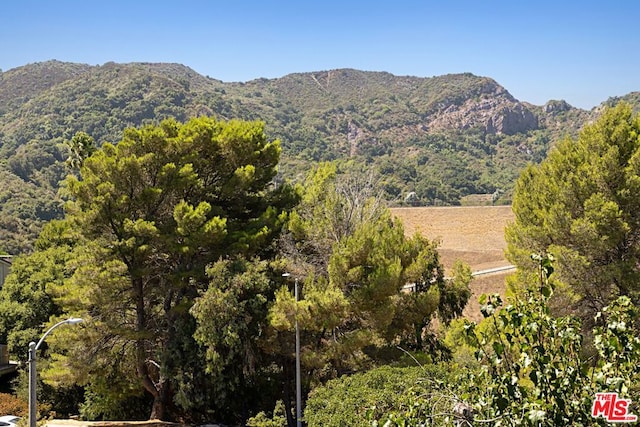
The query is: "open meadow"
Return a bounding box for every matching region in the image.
[390,205,515,321]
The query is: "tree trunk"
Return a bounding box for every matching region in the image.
[282,363,295,427]
[149,378,169,420]
[132,276,166,420]
[415,323,424,349]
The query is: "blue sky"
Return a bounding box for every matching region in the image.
[1,0,638,109]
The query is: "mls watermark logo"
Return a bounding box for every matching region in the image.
[592,392,638,423]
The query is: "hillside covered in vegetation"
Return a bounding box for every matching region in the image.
[0,60,638,253]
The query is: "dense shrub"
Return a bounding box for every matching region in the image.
[304,364,454,426]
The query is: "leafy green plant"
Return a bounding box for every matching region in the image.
[465,254,593,425]
[305,365,454,427]
[377,253,640,426]
[247,400,288,427]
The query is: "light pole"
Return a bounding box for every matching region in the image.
[283,273,302,427]
[29,318,83,427]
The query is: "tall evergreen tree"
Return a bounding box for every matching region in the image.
[506,103,640,316]
[55,117,296,421]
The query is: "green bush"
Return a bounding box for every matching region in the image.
[304,364,453,427]
[247,400,287,427]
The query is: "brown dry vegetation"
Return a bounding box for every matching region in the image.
[391,206,515,321]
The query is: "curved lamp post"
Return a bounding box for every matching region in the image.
[28,318,83,427]
[283,273,302,427]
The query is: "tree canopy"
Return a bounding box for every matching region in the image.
[267,164,471,392]
[5,104,640,425]
[0,119,488,426]
[50,116,298,421]
[506,103,640,315]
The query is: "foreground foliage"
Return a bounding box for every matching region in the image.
[270,164,471,371]
[2,117,298,423]
[0,118,471,425]
[507,103,640,317]
[305,365,453,427]
[372,255,640,426]
[0,392,27,417]
[3,103,639,425]
[61,116,297,421]
[0,220,79,358]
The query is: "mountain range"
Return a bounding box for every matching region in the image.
[0,60,638,254]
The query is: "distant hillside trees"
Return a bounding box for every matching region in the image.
[2,62,605,253]
[506,103,640,316]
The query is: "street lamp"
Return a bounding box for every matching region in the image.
[28,318,83,427]
[283,273,302,427]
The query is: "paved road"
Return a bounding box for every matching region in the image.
[471,265,515,277]
[402,264,516,291]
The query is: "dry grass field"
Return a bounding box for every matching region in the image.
[391,206,515,321]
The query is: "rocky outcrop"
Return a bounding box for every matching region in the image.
[427,97,538,135]
[544,99,572,114]
[488,102,538,134]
